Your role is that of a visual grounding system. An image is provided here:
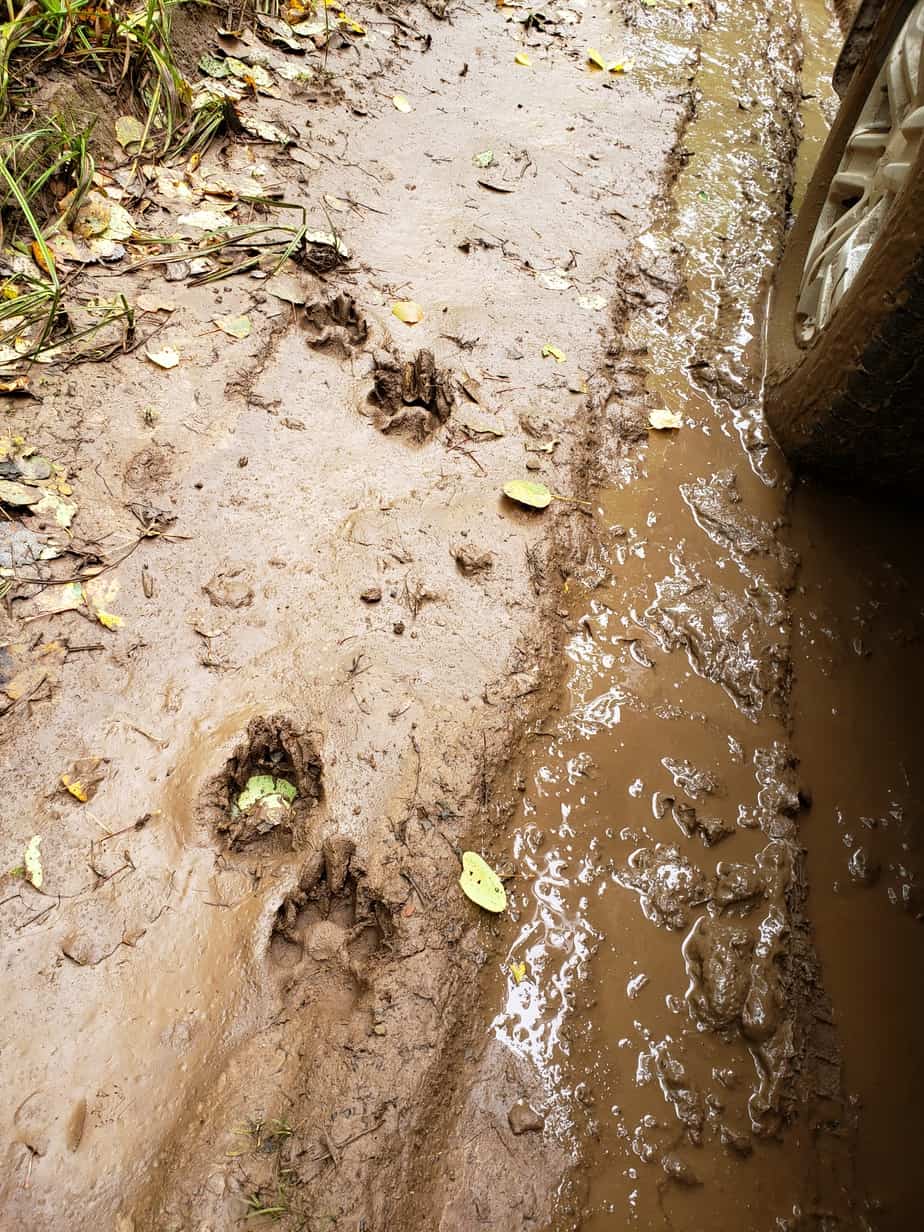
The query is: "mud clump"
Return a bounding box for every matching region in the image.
[369,348,455,440]
[302,291,368,356]
[618,844,713,930]
[207,715,323,851]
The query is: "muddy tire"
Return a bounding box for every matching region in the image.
[765,0,924,492]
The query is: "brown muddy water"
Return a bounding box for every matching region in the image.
[486,0,924,1228]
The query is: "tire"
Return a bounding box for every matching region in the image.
[764,0,924,493]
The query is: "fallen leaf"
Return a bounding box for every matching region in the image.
[392,300,424,325]
[198,53,230,78]
[609,59,635,73]
[587,47,607,69]
[578,293,607,311]
[541,343,567,362]
[95,610,123,630]
[459,850,507,913]
[115,115,146,149]
[60,758,109,804]
[0,479,41,507]
[503,479,552,509]
[136,293,176,313]
[213,313,252,339]
[473,149,494,168]
[510,961,527,984]
[24,835,43,889]
[240,116,296,145]
[31,241,54,274]
[177,208,236,231]
[31,490,77,528]
[514,52,532,66]
[146,346,180,370]
[648,408,683,430]
[237,773,297,811]
[392,93,412,113]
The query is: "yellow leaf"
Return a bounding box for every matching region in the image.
[459,851,507,913]
[2,283,19,300]
[392,300,424,325]
[648,408,683,430]
[146,345,180,369]
[61,775,89,803]
[587,47,607,70]
[213,313,252,339]
[609,59,635,73]
[511,962,527,985]
[392,93,412,113]
[541,343,566,362]
[503,479,552,509]
[24,835,43,889]
[515,52,532,66]
[31,241,54,274]
[96,610,123,630]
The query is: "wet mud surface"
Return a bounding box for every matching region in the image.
[1,0,922,1229]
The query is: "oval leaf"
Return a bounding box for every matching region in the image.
[514,52,532,66]
[459,850,507,913]
[146,346,180,369]
[24,835,43,889]
[503,479,552,509]
[392,300,424,325]
[392,93,412,112]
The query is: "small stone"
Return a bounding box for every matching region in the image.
[525,457,542,471]
[393,621,405,635]
[507,1101,544,1135]
[204,568,253,609]
[361,586,382,603]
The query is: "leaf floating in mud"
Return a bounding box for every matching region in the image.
[587,47,607,69]
[473,149,495,168]
[213,313,252,339]
[648,408,683,430]
[392,300,424,325]
[503,479,552,509]
[392,93,413,113]
[24,835,43,889]
[146,346,180,370]
[510,961,527,985]
[541,343,567,362]
[115,115,146,149]
[514,52,532,66]
[459,851,507,913]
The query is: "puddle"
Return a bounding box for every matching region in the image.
[486,0,921,1226]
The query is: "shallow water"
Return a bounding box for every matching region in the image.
[491,0,924,1226]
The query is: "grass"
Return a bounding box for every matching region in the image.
[0,1,191,155]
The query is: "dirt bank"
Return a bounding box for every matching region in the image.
[0,2,686,1228]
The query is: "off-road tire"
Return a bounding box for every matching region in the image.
[765,0,924,492]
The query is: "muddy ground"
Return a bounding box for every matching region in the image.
[1,1,922,1230]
